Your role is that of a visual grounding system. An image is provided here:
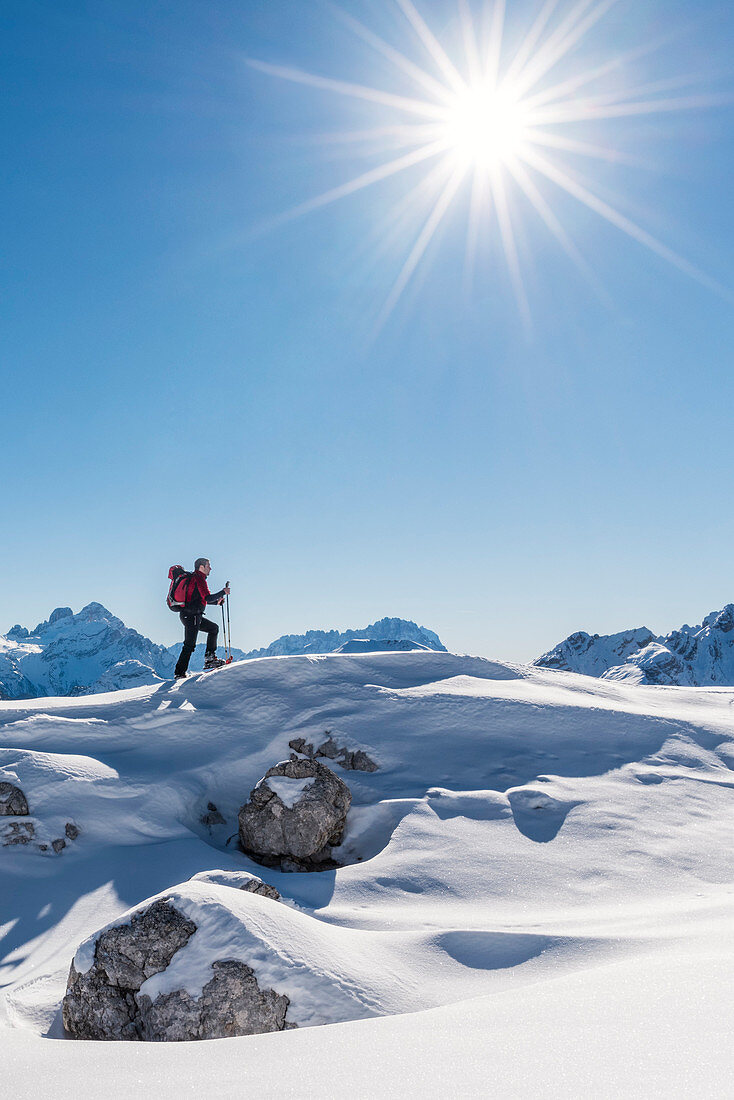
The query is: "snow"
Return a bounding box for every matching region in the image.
[1,649,733,1096]
[263,775,315,807]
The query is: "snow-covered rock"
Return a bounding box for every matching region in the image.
[535,603,734,685]
[289,733,379,772]
[63,893,292,1042]
[0,782,28,816]
[189,870,281,901]
[239,758,352,871]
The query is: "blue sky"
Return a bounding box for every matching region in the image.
[2,0,733,661]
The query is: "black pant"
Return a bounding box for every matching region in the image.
[175,611,218,675]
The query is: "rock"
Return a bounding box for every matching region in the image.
[200,802,225,827]
[288,734,378,773]
[190,869,281,901]
[52,837,66,853]
[0,782,29,816]
[65,822,80,840]
[63,899,197,1040]
[137,960,289,1041]
[2,821,35,846]
[239,758,351,871]
[63,896,291,1042]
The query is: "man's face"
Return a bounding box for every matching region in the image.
[201,561,211,576]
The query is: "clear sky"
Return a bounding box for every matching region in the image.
[3,0,734,661]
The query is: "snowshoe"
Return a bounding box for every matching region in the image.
[204,656,226,671]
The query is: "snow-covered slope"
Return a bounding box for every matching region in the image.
[1,607,444,700]
[535,602,734,685]
[1,651,732,1096]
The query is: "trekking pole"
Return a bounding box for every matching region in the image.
[226,589,232,662]
[220,601,227,661]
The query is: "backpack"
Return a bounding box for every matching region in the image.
[166,565,198,612]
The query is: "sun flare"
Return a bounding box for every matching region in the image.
[250,0,724,324]
[442,82,531,169]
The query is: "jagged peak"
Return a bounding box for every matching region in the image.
[49,606,73,624]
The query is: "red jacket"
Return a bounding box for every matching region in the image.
[189,571,225,613]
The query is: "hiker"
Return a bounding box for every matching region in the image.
[174,559,230,678]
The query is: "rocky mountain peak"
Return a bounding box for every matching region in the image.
[48,607,73,625]
[536,603,734,685]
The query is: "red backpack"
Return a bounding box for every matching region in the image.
[166,565,198,612]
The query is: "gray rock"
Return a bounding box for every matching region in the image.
[63,897,291,1042]
[65,822,80,840]
[288,734,378,773]
[200,801,226,827]
[239,758,351,871]
[0,782,29,816]
[2,820,35,846]
[137,960,289,1041]
[243,878,281,901]
[52,838,66,853]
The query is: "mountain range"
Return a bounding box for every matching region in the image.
[0,605,445,699]
[534,603,734,685]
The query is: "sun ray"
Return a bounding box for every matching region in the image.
[503,0,562,84]
[464,166,491,291]
[246,59,445,120]
[458,0,482,85]
[264,140,448,230]
[524,128,647,167]
[485,0,507,88]
[378,165,467,326]
[326,5,453,104]
[513,0,619,98]
[505,155,610,300]
[304,122,444,151]
[489,165,531,323]
[529,91,730,125]
[393,0,467,94]
[522,146,730,297]
[520,42,685,111]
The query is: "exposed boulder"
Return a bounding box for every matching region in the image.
[63,896,290,1041]
[289,733,378,773]
[190,869,281,901]
[136,959,289,1041]
[239,758,351,871]
[0,782,29,816]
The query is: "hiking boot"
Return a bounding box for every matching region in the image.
[204,655,226,670]
[175,671,188,680]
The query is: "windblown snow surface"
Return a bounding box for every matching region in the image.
[1,651,732,1098]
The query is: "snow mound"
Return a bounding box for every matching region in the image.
[1,649,733,1088]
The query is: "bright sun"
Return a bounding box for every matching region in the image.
[443,82,530,169]
[250,0,721,323]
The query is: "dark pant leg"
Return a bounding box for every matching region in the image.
[199,616,219,657]
[175,612,201,676]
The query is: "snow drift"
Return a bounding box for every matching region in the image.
[1,650,733,1094]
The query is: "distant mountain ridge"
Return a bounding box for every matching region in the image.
[0,606,445,699]
[241,617,445,659]
[535,603,734,685]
